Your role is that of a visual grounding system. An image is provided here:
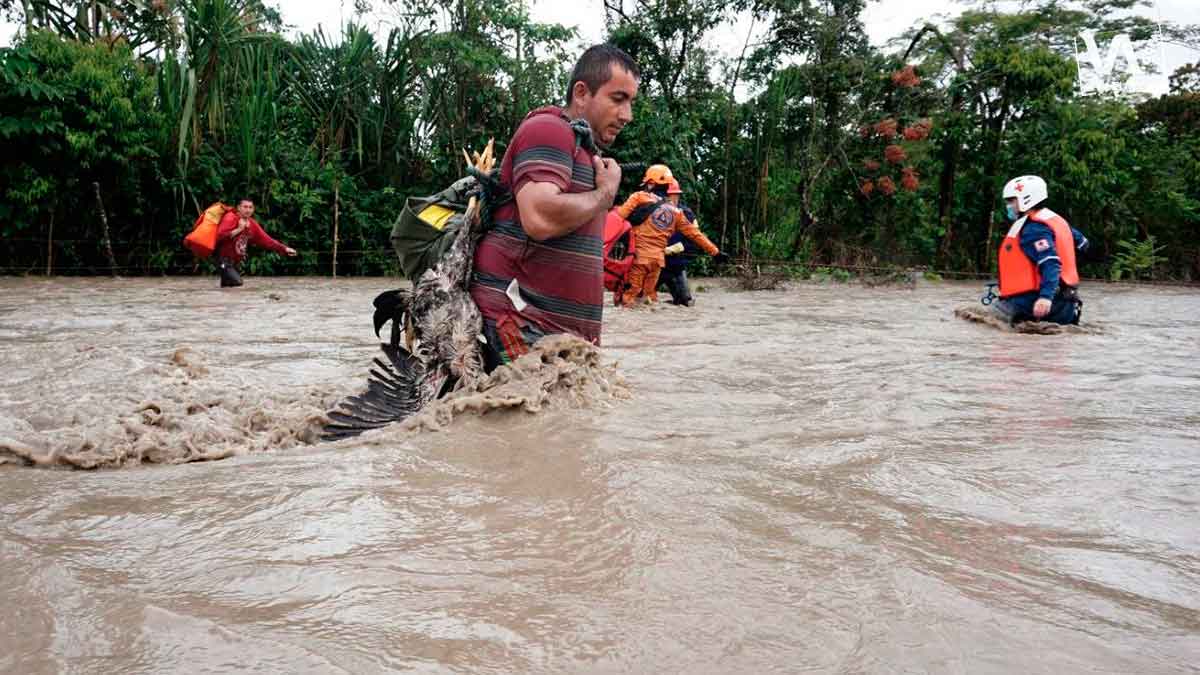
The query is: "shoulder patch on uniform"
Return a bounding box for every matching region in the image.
[1034,238,1050,252]
[651,206,675,230]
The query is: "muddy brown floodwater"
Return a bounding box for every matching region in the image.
[1,276,1198,673]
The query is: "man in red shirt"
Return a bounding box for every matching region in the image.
[469,44,639,369]
[215,199,297,287]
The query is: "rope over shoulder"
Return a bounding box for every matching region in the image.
[567,117,645,177]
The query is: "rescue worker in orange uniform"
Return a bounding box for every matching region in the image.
[995,175,1090,325]
[613,165,721,306]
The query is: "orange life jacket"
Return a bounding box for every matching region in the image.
[998,208,1079,298]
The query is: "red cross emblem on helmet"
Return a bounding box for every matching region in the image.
[1015,183,1024,192]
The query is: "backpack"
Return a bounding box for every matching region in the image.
[183,202,232,259]
[388,176,483,281]
[603,209,636,294]
[387,108,640,282]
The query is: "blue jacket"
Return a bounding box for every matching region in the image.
[1007,218,1088,314]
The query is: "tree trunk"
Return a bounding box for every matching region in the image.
[903,24,970,268]
[332,179,340,277]
[977,114,1008,272]
[93,181,118,276]
[753,149,770,255]
[789,209,813,260]
[46,207,55,276]
[936,93,964,266]
[722,16,756,253]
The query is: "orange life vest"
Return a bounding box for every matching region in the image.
[998,208,1079,298]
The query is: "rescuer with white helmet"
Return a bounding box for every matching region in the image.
[994,175,1090,324]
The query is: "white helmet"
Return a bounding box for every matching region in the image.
[1002,175,1048,213]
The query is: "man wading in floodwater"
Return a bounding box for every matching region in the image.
[468,44,640,369]
[993,175,1090,325]
[322,44,643,439]
[215,199,298,288]
[657,179,728,306]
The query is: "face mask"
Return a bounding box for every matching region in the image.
[1005,204,1019,221]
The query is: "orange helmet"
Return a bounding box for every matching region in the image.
[642,164,674,186]
[667,179,683,195]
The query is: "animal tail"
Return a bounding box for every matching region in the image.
[321,343,435,440]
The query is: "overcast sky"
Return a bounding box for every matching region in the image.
[2,0,1197,95]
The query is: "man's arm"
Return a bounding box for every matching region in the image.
[517,156,621,241]
[676,213,719,255]
[614,191,651,221]
[1021,223,1062,300]
[216,210,243,241]
[1071,225,1089,252]
[248,220,295,256]
[1020,222,1062,317]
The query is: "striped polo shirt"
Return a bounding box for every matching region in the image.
[469,106,605,344]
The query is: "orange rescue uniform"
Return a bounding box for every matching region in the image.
[614,191,718,304]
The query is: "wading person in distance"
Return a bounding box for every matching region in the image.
[993,175,1090,325]
[215,199,297,288]
[613,169,722,306]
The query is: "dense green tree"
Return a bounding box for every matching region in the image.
[0,0,1196,279]
[0,30,162,271]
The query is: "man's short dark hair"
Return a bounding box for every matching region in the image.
[565,44,640,105]
[238,198,253,206]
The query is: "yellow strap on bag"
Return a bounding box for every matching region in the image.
[418,203,457,231]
